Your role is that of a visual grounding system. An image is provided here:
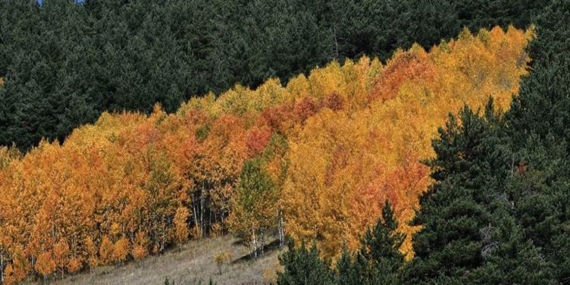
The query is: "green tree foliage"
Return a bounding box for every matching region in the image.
[277,241,336,285]
[228,157,279,258]
[336,201,405,285]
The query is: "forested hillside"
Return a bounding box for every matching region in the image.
[0,25,531,284]
[3,0,570,284]
[0,0,542,150]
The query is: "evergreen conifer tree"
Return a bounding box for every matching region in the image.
[337,201,405,285]
[277,241,336,285]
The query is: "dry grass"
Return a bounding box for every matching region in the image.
[25,236,283,285]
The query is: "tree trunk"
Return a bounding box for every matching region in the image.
[333,26,339,59]
[1,253,3,283]
[260,227,265,256]
[193,196,199,234]
[200,182,206,238]
[251,227,258,259]
[160,215,166,252]
[278,210,285,248]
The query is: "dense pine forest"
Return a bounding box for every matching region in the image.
[1,0,569,284]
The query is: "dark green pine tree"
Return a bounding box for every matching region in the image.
[523,0,570,66]
[506,134,570,284]
[277,241,336,285]
[404,99,559,284]
[455,0,544,32]
[265,0,333,84]
[506,59,570,149]
[331,0,417,60]
[336,201,405,285]
[470,195,554,285]
[403,102,509,284]
[505,0,570,145]
[335,247,361,285]
[0,0,43,149]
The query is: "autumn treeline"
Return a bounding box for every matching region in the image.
[0,26,531,284]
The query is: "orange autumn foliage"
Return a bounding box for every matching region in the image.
[131,232,150,261]
[370,49,436,102]
[34,252,55,278]
[98,236,114,265]
[112,238,130,263]
[174,207,190,244]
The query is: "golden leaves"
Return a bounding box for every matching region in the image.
[174,207,190,244]
[34,251,56,277]
[112,238,130,263]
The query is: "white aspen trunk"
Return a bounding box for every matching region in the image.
[209,209,213,233]
[193,197,199,234]
[161,215,166,252]
[200,182,206,238]
[278,210,285,248]
[251,227,258,258]
[1,253,4,283]
[333,27,339,59]
[260,227,265,256]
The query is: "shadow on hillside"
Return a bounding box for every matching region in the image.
[232,238,282,264]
